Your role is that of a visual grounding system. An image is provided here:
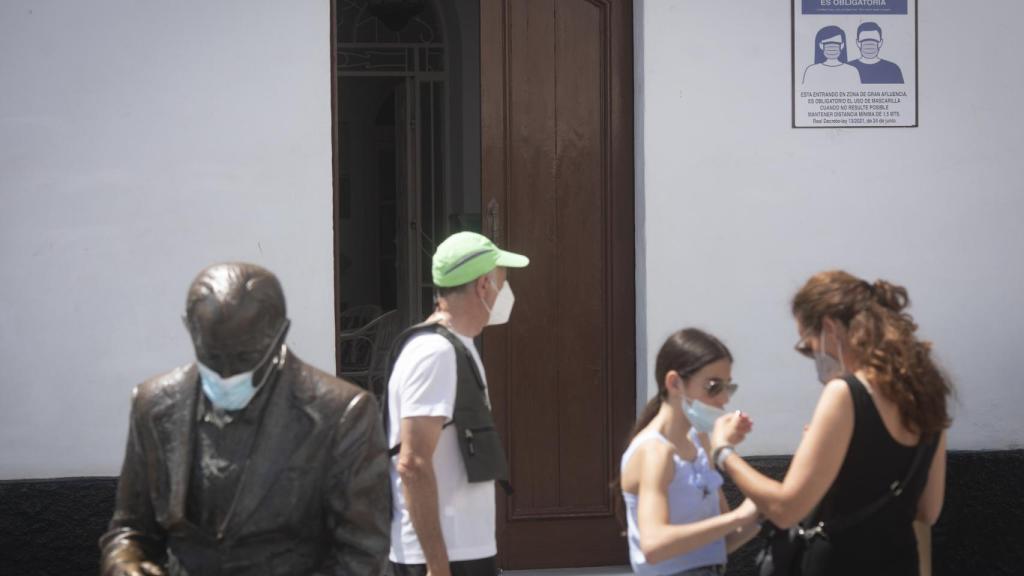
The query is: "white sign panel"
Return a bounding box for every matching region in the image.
[792,0,917,128]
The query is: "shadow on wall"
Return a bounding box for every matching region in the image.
[0,452,1021,575]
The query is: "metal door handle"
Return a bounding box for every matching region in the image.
[487,199,500,241]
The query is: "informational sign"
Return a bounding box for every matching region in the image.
[792,0,917,128]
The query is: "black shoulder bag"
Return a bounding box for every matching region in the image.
[756,438,929,576]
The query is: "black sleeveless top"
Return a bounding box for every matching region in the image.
[802,375,938,576]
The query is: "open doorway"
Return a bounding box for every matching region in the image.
[332,0,636,569]
[333,0,481,395]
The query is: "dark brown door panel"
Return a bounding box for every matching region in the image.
[480,0,635,568]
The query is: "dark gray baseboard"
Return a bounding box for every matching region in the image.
[720,450,1024,576]
[1,450,1020,575]
[0,476,116,575]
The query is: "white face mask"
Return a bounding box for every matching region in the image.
[483,279,515,325]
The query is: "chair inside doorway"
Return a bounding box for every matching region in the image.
[337,308,401,399]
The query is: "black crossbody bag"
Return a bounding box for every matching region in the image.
[756,433,930,576]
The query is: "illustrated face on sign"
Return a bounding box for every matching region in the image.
[857,29,882,59]
[820,35,844,61]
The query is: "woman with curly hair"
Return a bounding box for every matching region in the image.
[711,270,953,576]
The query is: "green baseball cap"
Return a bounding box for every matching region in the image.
[432,231,530,287]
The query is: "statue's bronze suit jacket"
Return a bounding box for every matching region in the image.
[100,351,390,575]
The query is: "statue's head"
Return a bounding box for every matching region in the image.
[184,262,287,378]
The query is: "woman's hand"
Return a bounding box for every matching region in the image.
[711,410,753,451]
[426,310,452,326]
[731,497,760,526]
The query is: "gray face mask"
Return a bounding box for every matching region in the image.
[814,330,845,384]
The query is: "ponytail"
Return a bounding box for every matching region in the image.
[611,394,663,532]
[611,328,733,533]
[629,394,665,443]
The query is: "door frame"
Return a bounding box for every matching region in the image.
[330,1,638,568]
[331,0,342,375]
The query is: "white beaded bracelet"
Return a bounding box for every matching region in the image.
[713,445,736,473]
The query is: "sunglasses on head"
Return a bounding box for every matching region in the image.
[704,378,739,398]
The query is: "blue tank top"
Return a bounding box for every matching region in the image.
[620,430,727,575]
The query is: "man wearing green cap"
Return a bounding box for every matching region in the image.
[386,232,529,576]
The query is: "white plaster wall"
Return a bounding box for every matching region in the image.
[0,0,335,478]
[639,1,1024,454]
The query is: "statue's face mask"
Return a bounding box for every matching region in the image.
[191,317,290,411]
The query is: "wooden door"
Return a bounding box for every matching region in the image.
[480,0,635,569]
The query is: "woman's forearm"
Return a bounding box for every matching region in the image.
[725,516,761,553]
[719,453,802,528]
[641,507,747,564]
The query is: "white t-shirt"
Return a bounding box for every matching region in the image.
[387,331,496,564]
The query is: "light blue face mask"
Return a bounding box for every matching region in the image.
[195,319,291,411]
[684,398,727,434]
[197,362,260,411]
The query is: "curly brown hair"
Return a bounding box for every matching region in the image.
[792,270,953,436]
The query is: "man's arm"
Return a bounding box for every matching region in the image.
[397,415,449,576]
[99,388,167,576]
[320,392,391,576]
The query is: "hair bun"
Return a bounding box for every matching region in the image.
[872,279,909,312]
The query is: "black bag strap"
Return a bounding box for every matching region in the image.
[383,321,486,457]
[382,321,454,455]
[821,434,929,535]
[440,328,487,392]
[382,321,514,495]
[805,375,932,538]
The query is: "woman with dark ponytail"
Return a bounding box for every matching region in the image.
[711,270,953,576]
[618,329,761,575]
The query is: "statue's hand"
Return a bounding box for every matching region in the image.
[106,560,165,576]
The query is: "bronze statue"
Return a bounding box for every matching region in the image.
[100,263,390,576]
